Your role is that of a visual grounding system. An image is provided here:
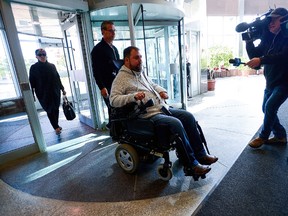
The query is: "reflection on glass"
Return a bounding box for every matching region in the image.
[65,25,91,119]
[0,31,18,100]
[135,23,181,103]
[11,3,62,38]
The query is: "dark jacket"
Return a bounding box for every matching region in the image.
[91,38,120,93]
[246,31,288,89]
[29,61,64,112]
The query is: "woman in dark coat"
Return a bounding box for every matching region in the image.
[29,48,66,135]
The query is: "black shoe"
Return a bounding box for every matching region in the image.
[198,155,218,165]
[184,164,211,176]
[106,122,111,129]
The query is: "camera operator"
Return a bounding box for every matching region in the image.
[245,8,288,148]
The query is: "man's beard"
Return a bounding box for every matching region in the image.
[131,64,142,72]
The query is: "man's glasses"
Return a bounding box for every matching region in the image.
[104,29,116,33]
[37,53,46,57]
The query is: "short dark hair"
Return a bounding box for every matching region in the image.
[101,21,114,30]
[123,46,140,58]
[35,48,46,55]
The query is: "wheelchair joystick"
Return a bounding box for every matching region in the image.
[139,98,155,110]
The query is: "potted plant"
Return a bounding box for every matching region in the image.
[206,46,233,91]
[207,67,216,91]
[200,52,213,92]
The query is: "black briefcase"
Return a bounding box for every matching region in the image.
[62,96,76,120]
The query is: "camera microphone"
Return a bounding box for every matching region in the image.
[235,22,250,32]
[229,58,246,67]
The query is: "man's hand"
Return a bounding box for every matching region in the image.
[246,58,261,69]
[134,92,145,101]
[62,90,66,95]
[159,91,168,99]
[101,88,109,98]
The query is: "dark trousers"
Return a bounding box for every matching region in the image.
[47,108,60,129]
[150,108,206,168]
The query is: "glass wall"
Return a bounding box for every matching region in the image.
[63,21,93,124]
[0,0,91,164]
[0,31,19,100]
[206,16,238,51]
[17,33,71,110]
[90,5,131,121]
[90,3,185,107]
[0,11,34,157]
[11,3,63,38]
[1,3,83,158]
[206,14,267,63]
[135,24,181,101]
[90,6,132,58]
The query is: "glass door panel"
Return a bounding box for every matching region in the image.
[134,10,183,105]
[187,32,200,97]
[64,24,93,127]
[0,30,37,160]
[0,31,18,100]
[90,5,131,125]
[17,33,71,110]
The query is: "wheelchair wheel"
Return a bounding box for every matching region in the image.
[157,164,173,181]
[115,144,139,174]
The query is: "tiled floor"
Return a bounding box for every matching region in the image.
[0,75,266,216]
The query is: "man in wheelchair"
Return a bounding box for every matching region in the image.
[110,46,218,178]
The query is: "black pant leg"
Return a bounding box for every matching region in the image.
[47,109,60,129]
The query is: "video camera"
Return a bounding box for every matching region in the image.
[235,9,273,41]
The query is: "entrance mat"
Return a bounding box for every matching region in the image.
[195,141,288,215]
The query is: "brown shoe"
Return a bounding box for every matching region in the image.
[248,137,267,148]
[266,137,287,144]
[198,155,218,165]
[185,164,211,176]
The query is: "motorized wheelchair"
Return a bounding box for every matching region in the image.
[110,99,210,181]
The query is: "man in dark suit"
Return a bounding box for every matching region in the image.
[91,21,120,129]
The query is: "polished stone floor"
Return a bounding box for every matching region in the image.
[0,75,266,215]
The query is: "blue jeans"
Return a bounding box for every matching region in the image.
[150,108,207,167]
[259,86,288,139]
